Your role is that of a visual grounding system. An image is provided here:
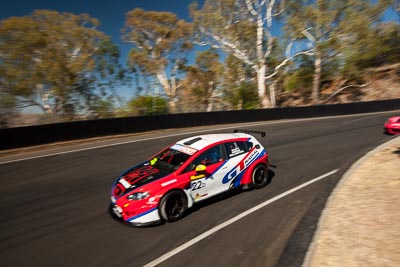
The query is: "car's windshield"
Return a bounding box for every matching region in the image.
[151,147,193,171]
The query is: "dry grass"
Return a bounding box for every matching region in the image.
[306,137,400,267]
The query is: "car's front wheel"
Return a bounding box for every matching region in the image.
[252,165,268,189]
[159,190,188,222]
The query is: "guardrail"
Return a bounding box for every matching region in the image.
[1,99,399,150]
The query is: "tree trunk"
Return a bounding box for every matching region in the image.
[156,72,177,113]
[41,92,53,114]
[168,98,177,113]
[207,101,213,112]
[206,81,214,112]
[312,51,322,104]
[269,80,277,108]
[257,65,270,108]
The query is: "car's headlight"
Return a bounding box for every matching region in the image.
[128,192,150,200]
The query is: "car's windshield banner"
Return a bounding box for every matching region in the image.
[170,144,198,155]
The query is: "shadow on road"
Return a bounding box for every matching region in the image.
[187,168,276,215]
[107,168,277,228]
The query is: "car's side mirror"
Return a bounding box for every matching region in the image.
[191,165,207,181]
[195,164,207,173]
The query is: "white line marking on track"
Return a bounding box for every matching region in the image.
[0,121,274,165]
[1,109,396,165]
[142,169,339,267]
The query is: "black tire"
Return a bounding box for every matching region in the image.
[252,165,268,189]
[159,190,188,222]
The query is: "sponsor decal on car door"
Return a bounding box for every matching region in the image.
[189,161,226,200]
[221,141,263,189]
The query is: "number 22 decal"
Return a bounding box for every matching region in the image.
[191,180,205,191]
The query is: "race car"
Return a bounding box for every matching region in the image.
[384,116,400,135]
[109,130,269,226]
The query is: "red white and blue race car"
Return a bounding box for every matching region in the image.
[384,116,400,135]
[109,130,269,226]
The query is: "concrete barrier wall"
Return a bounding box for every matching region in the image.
[1,99,399,150]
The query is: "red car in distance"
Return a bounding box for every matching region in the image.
[384,116,400,135]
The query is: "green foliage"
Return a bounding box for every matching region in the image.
[0,92,16,127]
[122,8,193,72]
[342,22,400,77]
[0,93,16,112]
[127,96,168,116]
[284,0,393,101]
[93,38,129,108]
[283,55,314,92]
[224,82,259,110]
[180,48,223,111]
[122,8,193,112]
[222,53,259,109]
[88,97,115,118]
[191,0,252,48]
[0,10,123,117]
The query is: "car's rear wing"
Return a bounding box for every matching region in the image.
[233,129,266,138]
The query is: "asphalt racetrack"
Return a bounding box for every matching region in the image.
[1,111,398,267]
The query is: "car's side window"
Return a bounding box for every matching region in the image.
[183,145,225,173]
[224,141,250,158]
[246,141,253,150]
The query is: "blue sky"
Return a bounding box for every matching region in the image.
[0,0,199,64]
[0,0,202,104]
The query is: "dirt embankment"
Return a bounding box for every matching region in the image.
[305,136,400,267]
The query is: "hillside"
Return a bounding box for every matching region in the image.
[6,64,400,128]
[280,64,400,107]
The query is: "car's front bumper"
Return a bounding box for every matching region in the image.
[385,125,400,134]
[108,203,162,227]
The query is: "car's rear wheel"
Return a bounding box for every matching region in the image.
[252,165,268,189]
[159,190,188,222]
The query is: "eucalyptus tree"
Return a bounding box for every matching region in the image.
[191,0,312,108]
[93,39,128,109]
[127,95,168,116]
[0,92,16,127]
[122,8,193,113]
[181,48,223,112]
[223,54,259,109]
[285,0,392,103]
[0,10,121,118]
[394,0,400,15]
[342,21,400,79]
